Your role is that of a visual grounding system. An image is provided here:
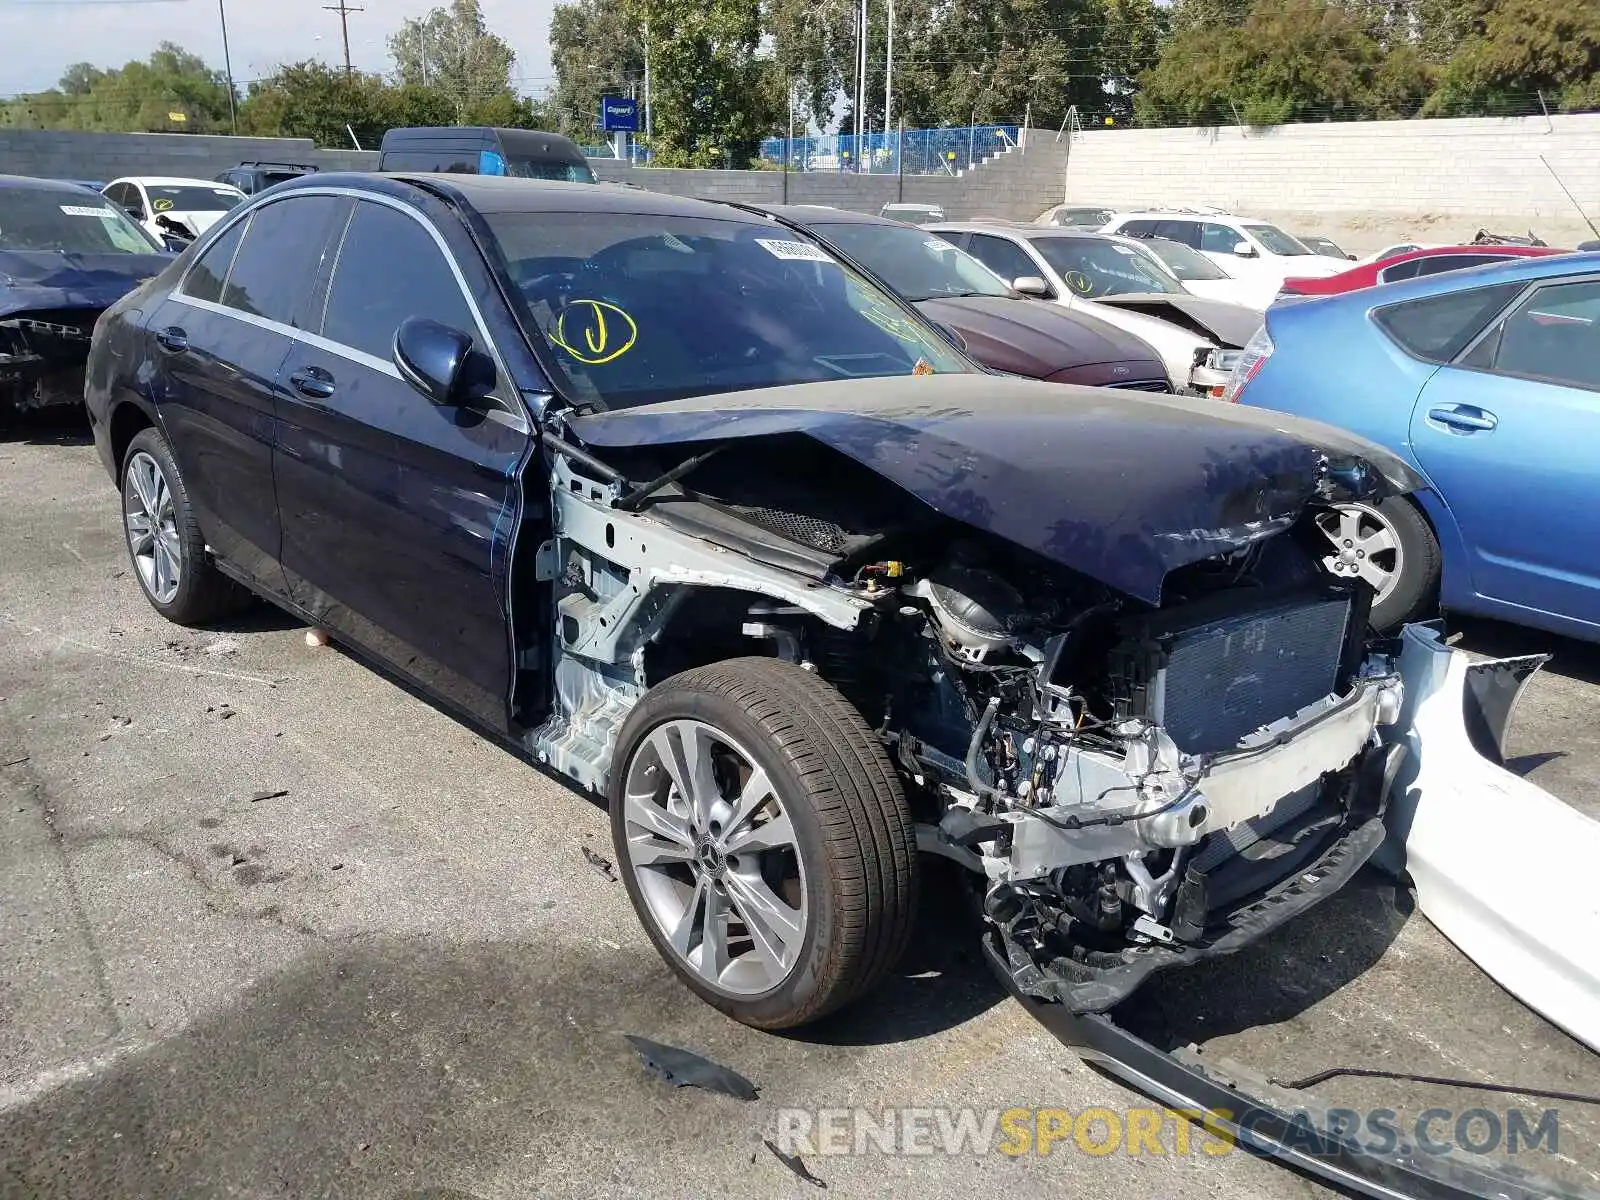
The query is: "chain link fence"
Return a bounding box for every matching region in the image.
[758,124,1022,175]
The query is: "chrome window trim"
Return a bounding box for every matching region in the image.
[170,184,529,432]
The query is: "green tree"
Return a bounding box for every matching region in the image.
[1425,0,1600,114]
[625,0,781,166]
[548,0,645,141]
[238,61,396,147]
[388,0,518,122]
[1135,0,1433,125]
[1,43,233,132]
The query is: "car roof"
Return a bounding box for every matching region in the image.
[0,174,106,193]
[928,221,1114,240]
[270,171,786,224]
[110,176,245,189]
[1311,249,1600,309]
[738,203,895,227]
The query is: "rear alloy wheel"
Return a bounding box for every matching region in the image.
[1316,497,1440,631]
[120,427,251,625]
[610,657,917,1030]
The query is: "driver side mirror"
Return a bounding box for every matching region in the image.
[394,317,490,407]
[1012,275,1053,298]
[1232,241,1258,258]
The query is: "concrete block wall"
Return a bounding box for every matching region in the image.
[1062,114,1600,251]
[0,129,378,182]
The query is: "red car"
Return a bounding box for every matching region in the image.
[1278,244,1566,297]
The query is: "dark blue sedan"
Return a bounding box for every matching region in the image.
[85,171,1436,1044]
[1229,251,1600,640]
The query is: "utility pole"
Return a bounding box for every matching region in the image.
[855,0,867,172]
[883,0,892,140]
[323,0,364,77]
[217,0,237,133]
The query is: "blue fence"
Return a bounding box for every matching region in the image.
[759,124,1020,175]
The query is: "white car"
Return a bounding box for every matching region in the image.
[1131,235,1263,307]
[1101,210,1351,303]
[101,177,246,244]
[925,222,1262,394]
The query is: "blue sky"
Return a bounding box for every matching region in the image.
[0,0,560,96]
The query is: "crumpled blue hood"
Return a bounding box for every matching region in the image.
[0,249,170,318]
[568,374,1422,605]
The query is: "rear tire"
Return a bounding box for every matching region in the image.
[120,427,251,625]
[610,657,917,1030]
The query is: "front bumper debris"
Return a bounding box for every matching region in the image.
[1379,624,1600,1054]
[992,986,1599,1200]
[989,626,1600,1199]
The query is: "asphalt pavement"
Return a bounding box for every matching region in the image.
[3,418,1598,1199]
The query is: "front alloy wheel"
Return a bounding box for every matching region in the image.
[621,718,809,996]
[610,657,917,1029]
[124,450,182,605]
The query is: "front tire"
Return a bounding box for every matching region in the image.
[610,657,917,1030]
[120,428,249,625]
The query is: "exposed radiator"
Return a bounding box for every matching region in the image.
[1115,592,1353,756]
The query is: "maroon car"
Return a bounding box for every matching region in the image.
[745,204,1171,391]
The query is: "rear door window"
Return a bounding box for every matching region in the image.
[1200,222,1241,253]
[320,200,477,359]
[965,234,1040,286]
[220,195,349,327]
[1373,282,1526,363]
[1153,220,1200,248]
[1117,219,1160,238]
[1412,253,1508,279]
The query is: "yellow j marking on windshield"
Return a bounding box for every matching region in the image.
[551,299,637,365]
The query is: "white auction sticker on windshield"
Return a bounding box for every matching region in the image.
[755,238,836,263]
[924,237,954,252]
[60,205,112,217]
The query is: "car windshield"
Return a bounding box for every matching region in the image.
[1028,235,1186,297]
[484,211,972,409]
[808,220,1011,302]
[1136,237,1231,281]
[0,186,161,254]
[1243,223,1314,256]
[1300,235,1346,258]
[506,158,597,183]
[144,184,244,213]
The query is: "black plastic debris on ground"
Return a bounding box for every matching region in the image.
[581,845,618,882]
[764,1139,827,1188]
[623,1035,758,1101]
[250,789,289,803]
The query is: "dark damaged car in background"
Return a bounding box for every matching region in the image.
[1,176,171,424]
[82,173,1599,1200]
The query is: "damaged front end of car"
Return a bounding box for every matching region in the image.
[1,309,99,415]
[529,374,1594,1196]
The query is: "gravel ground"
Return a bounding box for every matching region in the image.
[3,418,1598,1199]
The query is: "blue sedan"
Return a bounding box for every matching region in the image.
[1227,251,1600,639]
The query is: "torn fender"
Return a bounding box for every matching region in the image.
[1381,624,1600,1054]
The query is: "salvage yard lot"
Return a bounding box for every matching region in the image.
[4,422,1600,1199]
